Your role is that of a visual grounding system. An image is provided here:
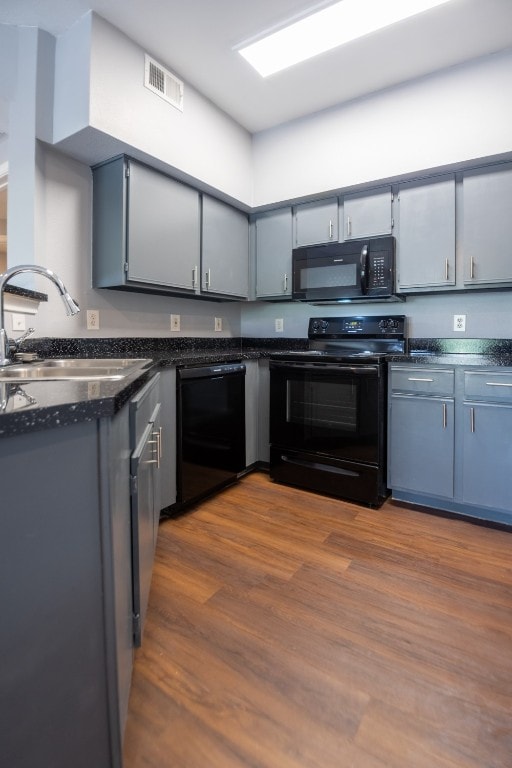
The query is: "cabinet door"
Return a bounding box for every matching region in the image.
[127,161,200,291]
[202,196,249,298]
[255,208,293,298]
[462,163,512,285]
[294,198,338,246]
[127,162,199,290]
[396,176,455,290]
[389,395,454,498]
[342,187,392,240]
[130,403,161,647]
[462,402,512,512]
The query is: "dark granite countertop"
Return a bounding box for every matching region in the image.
[2,336,512,438]
[0,337,301,438]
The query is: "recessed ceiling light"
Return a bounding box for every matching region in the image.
[238,0,454,77]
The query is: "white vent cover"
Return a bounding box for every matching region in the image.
[144,54,183,111]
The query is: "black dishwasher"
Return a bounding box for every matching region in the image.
[176,362,246,507]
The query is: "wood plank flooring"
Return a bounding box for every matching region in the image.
[123,472,512,768]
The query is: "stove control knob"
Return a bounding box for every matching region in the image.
[321,320,329,331]
[378,319,387,330]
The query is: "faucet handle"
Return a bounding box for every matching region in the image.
[10,327,36,353]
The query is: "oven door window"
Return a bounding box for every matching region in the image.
[270,366,382,465]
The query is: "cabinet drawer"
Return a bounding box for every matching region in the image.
[390,367,454,395]
[464,371,512,402]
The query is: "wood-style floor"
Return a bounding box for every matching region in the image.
[123,472,512,768]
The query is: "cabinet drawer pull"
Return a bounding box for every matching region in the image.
[485,382,512,387]
[470,407,475,433]
[407,377,434,382]
[442,402,447,429]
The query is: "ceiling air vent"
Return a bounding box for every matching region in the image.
[144,54,184,112]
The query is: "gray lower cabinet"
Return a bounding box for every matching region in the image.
[341,186,392,241]
[396,175,456,291]
[258,359,270,464]
[462,370,512,511]
[388,366,455,500]
[389,364,512,524]
[389,394,454,498]
[93,156,201,295]
[201,195,249,298]
[1,375,164,768]
[462,162,512,286]
[254,207,293,299]
[293,197,339,246]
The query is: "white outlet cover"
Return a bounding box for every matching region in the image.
[453,314,466,332]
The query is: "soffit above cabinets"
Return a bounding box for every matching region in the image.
[1,0,512,133]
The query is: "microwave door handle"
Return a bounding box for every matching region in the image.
[360,244,369,294]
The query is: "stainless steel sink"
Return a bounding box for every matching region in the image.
[0,358,152,382]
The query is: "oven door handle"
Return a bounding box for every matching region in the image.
[270,361,379,374]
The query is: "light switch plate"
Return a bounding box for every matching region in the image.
[11,313,26,331]
[214,317,223,332]
[170,314,181,331]
[275,318,284,332]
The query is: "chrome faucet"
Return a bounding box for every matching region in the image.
[0,264,80,366]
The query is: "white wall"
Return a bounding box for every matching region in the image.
[252,50,512,207]
[241,291,512,340]
[9,145,242,339]
[53,13,253,207]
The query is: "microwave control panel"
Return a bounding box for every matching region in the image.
[368,250,390,289]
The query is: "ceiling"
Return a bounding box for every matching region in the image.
[1,0,512,133]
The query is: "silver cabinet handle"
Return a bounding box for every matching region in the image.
[470,256,475,280]
[192,265,198,288]
[346,216,351,238]
[148,428,162,468]
[445,258,449,281]
[283,273,288,293]
[329,219,334,239]
[205,269,211,289]
[485,382,512,387]
[442,402,447,429]
[470,407,475,433]
[407,377,434,382]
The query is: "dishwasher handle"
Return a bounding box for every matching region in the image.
[178,362,246,380]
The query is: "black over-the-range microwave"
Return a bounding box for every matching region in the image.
[292,235,402,303]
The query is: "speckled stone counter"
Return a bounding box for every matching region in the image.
[389,337,512,367]
[0,337,306,437]
[3,336,512,438]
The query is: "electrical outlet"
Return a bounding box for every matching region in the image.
[170,314,181,332]
[87,310,100,330]
[453,314,466,332]
[11,313,26,331]
[275,318,284,332]
[214,317,223,332]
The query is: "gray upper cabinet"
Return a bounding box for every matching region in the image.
[294,197,338,246]
[462,162,512,286]
[396,175,456,291]
[342,187,392,240]
[93,156,200,295]
[255,207,293,299]
[201,195,249,298]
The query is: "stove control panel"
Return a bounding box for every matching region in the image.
[309,315,406,338]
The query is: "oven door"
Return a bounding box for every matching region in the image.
[269,360,384,466]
